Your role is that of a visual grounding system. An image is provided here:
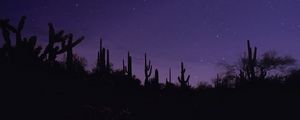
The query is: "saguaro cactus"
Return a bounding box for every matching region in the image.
[1,16,26,46]
[178,62,190,88]
[40,23,83,63]
[65,34,84,70]
[122,59,126,74]
[144,53,152,85]
[127,52,132,77]
[95,38,111,74]
[0,19,13,47]
[0,16,42,58]
[15,16,26,46]
[153,69,159,84]
[122,52,133,77]
[106,49,110,72]
[166,68,172,85]
[246,40,257,80]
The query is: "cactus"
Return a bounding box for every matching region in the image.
[106,49,110,72]
[0,16,83,68]
[41,23,84,64]
[96,38,105,73]
[1,16,26,46]
[122,52,133,77]
[26,36,42,56]
[0,16,42,57]
[153,69,159,84]
[15,16,26,46]
[0,19,12,47]
[178,62,190,88]
[166,68,172,85]
[40,23,70,62]
[127,52,132,77]
[144,53,152,85]
[122,59,126,74]
[147,68,160,89]
[65,34,84,70]
[96,38,111,74]
[246,40,257,80]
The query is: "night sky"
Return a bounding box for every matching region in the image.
[1,0,300,85]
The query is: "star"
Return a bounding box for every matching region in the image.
[75,3,79,7]
[216,34,221,39]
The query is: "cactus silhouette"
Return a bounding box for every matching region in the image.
[178,62,190,88]
[0,19,13,47]
[40,23,83,63]
[127,52,133,77]
[3,16,300,120]
[106,49,110,72]
[247,40,257,80]
[166,68,172,85]
[236,40,258,84]
[122,52,133,77]
[15,16,26,46]
[122,59,126,74]
[0,16,42,60]
[65,34,84,70]
[96,38,110,74]
[153,69,159,84]
[144,53,152,85]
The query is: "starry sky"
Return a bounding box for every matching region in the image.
[1,0,300,85]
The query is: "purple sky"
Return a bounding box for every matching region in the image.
[1,0,300,85]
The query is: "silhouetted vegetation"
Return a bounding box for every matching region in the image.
[1,17,300,120]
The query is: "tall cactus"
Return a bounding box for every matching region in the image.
[15,16,26,46]
[146,68,160,89]
[122,59,126,74]
[40,23,73,62]
[96,38,110,74]
[0,17,83,66]
[106,49,110,72]
[127,52,132,77]
[65,34,84,70]
[1,16,26,46]
[166,68,172,85]
[153,69,159,84]
[178,62,190,88]
[0,19,13,47]
[97,38,105,73]
[246,40,257,80]
[144,53,152,85]
[122,52,133,77]
[0,16,42,57]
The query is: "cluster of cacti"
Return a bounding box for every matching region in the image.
[96,39,111,74]
[238,40,259,81]
[178,62,190,88]
[40,23,84,67]
[165,68,172,85]
[239,40,272,82]
[0,16,42,58]
[122,52,133,77]
[144,53,152,85]
[0,16,83,71]
[0,16,198,90]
